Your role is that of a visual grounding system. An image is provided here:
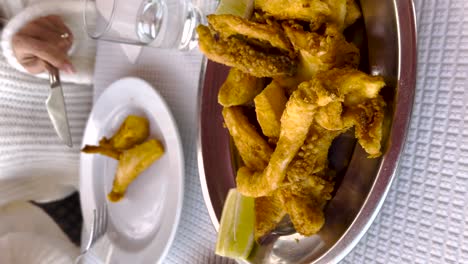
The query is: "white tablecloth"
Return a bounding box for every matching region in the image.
[92,0,468,263]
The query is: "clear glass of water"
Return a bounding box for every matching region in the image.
[83,0,203,50]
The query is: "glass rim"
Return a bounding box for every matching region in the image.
[83,0,116,40]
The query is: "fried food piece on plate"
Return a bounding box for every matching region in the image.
[81,137,121,160]
[207,14,293,53]
[218,68,264,107]
[254,81,288,139]
[345,96,386,157]
[108,115,150,150]
[254,193,287,241]
[222,107,273,171]
[108,139,164,202]
[255,0,331,25]
[82,115,150,159]
[197,25,297,77]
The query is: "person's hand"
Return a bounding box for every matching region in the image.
[12,15,75,74]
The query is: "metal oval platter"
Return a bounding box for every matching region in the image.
[198,0,417,263]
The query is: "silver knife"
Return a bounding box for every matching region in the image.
[45,64,73,147]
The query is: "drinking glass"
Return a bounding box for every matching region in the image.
[83,0,203,50]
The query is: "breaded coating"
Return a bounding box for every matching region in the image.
[197,25,297,77]
[218,68,264,107]
[285,123,345,183]
[82,137,121,160]
[278,184,328,236]
[345,96,386,157]
[237,81,326,197]
[325,0,347,29]
[315,101,351,131]
[108,139,164,202]
[207,14,293,53]
[108,115,150,150]
[275,25,360,92]
[254,193,287,241]
[237,68,385,198]
[222,107,273,171]
[313,68,385,106]
[82,115,150,159]
[255,0,331,24]
[281,172,335,237]
[254,81,288,139]
[344,0,362,28]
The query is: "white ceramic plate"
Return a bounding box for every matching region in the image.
[80,77,184,263]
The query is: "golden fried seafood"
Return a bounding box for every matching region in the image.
[254,81,288,139]
[222,107,273,171]
[285,123,345,183]
[344,0,362,28]
[274,25,360,92]
[81,137,121,160]
[236,81,324,197]
[254,193,286,241]
[107,115,150,150]
[255,0,331,25]
[197,25,297,77]
[313,68,386,106]
[345,96,386,157]
[197,1,388,241]
[82,115,150,159]
[237,68,385,196]
[108,139,165,202]
[218,68,264,107]
[207,14,293,53]
[279,177,334,237]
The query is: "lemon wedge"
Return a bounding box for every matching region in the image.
[215,188,255,260]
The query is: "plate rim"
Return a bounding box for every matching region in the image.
[79,76,185,263]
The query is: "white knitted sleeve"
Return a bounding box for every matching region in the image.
[1,1,96,84]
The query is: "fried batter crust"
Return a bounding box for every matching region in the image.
[197,25,297,77]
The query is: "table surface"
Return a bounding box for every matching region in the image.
[90,0,468,263]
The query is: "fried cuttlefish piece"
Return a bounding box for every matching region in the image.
[108,139,165,202]
[254,81,288,140]
[255,0,331,28]
[207,14,293,53]
[254,193,287,241]
[275,25,360,92]
[255,0,360,30]
[81,137,121,160]
[344,0,362,28]
[236,68,385,198]
[222,107,273,171]
[82,115,150,159]
[279,124,343,236]
[345,96,386,157]
[197,25,297,77]
[237,80,326,197]
[218,68,264,107]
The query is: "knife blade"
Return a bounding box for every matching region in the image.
[45,64,73,147]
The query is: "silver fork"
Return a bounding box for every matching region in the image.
[74,204,108,264]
